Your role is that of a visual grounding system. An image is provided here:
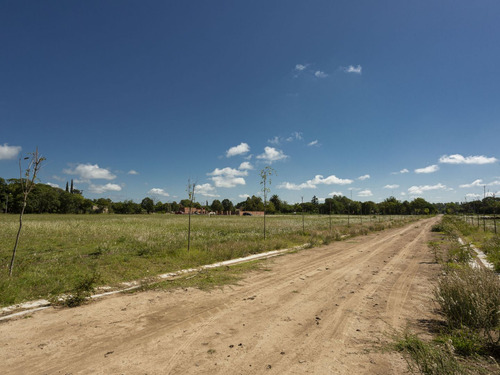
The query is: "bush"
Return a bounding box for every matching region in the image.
[435,267,500,346]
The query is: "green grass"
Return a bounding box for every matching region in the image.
[0,213,417,307]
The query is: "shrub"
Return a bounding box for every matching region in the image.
[435,267,500,345]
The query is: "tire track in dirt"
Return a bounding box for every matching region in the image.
[0,217,441,375]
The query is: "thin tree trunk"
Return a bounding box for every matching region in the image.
[9,202,26,276]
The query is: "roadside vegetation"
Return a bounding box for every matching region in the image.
[396,215,500,374]
[0,213,419,307]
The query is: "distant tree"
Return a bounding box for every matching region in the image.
[9,148,45,276]
[141,197,155,214]
[65,181,69,193]
[211,199,223,213]
[221,198,234,213]
[70,179,74,194]
[269,194,282,213]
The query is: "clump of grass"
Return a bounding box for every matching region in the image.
[59,271,100,308]
[395,333,464,375]
[482,236,500,272]
[435,266,500,346]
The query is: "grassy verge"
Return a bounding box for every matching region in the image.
[0,213,419,307]
[395,215,500,374]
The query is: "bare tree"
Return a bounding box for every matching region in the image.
[187,179,196,251]
[260,166,276,240]
[9,148,45,276]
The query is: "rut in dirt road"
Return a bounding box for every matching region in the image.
[1,217,442,375]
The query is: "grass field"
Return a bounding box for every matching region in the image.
[0,213,416,307]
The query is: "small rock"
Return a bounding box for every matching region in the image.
[266,364,272,369]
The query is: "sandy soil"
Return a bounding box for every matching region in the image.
[0,217,442,374]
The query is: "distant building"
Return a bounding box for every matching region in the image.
[235,210,265,216]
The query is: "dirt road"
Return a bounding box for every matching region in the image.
[1,217,441,374]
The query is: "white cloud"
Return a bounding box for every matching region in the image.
[415,165,439,174]
[358,174,370,181]
[226,142,250,157]
[64,163,116,180]
[328,191,343,197]
[89,183,122,194]
[0,144,22,160]
[295,64,307,71]
[46,182,59,188]
[459,179,483,188]
[195,183,219,198]
[384,184,400,189]
[408,183,447,195]
[465,193,481,200]
[148,188,170,197]
[343,65,362,74]
[358,189,373,197]
[239,194,250,199]
[278,174,353,190]
[286,132,303,142]
[439,154,498,165]
[391,168,409,175]
[256,147,288,163]
[208,167,247,188]
[314,71,328,78]
[239,161,253,170]
[128,170,139,175]
[312,175,353,185]
[489,180,500,186]
[308,140,319,147]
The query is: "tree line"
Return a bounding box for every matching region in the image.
[0,177,456,215]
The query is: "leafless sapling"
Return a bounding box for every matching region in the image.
[9,148,45,276]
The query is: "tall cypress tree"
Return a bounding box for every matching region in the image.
[65,181,69,192]
[70,179,74,194]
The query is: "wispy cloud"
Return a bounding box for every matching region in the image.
[439,154,498,165]
[46,182,59,188]
[358,189,373,197]
[391,168,409,175]
[342,65,362,74]
[208,167,247,188]
[239,194,250,199]
[358,174,370,181]
[89,183,122,194]
[278,174,353,190]
[415,165,439,174]
[226,142,250,157]
[0,143,22,160]
[268,136,281,145]
[64,163,116,180]
[384,184,400,189]
[308,140,319,147]
[408,183,447,195]
[295,64,307,71]
[127,170,139,175]
[314,71,328,78]
[459,179,483,188]
[148,188,170,197]
[256,147,288,163]
[286,132,303,142]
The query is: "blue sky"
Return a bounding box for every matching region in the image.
[1,1,499,205]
